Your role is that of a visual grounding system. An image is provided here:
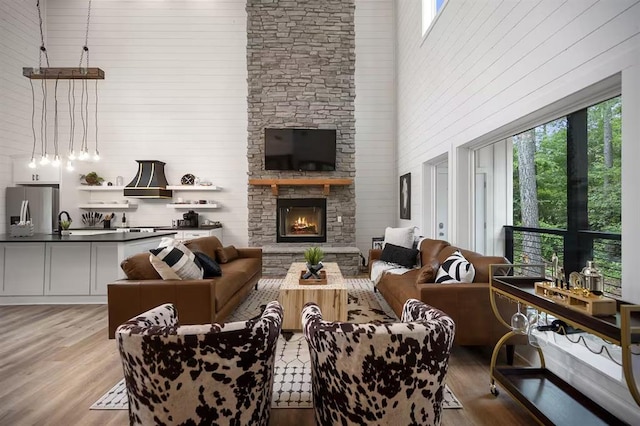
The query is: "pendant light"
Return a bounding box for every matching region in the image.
[24,0,104,171]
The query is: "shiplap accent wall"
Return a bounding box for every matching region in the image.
[44,0,249,245]
[395,0,640,265]
[354,0,396,257]
[0,1,42,231]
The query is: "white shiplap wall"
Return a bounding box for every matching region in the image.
[0,0,42,231]
[355,0,396,257]
[44,0,249,245]
[395,0,640,297]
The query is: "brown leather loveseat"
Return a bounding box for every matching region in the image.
[107,236,261,338]
[370,238,515,347]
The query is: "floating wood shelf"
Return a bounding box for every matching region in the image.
[23,67,105,80]
[249,178,353,196]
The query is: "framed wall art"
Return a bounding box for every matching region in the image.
[400,172,411,219]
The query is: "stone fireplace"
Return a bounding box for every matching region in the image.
[246,0,359,275]
[277,198,326,243]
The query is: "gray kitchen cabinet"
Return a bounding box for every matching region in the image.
[0,243,45,296]
[45,243,91,295]
[91,242,119,295]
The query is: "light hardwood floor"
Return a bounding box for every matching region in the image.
[0,304,537,426]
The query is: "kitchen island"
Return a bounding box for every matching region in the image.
[0,231,177,304]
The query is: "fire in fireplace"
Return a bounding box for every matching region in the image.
[277,198,327,243]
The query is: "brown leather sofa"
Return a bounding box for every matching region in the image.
[107,236,261,338]
[370,238,516,348]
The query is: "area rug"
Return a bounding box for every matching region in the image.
[91,278,462,410]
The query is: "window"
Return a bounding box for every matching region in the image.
[509,97,622,296]
[422,0,446,36]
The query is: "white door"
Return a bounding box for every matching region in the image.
[475,172,487,253]
[435,163,448,240]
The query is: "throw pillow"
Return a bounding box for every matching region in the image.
[384,226,417,249]
[216,245,239,264]
[415,260,439,284]
[435,250,475,283]
[149,253,182,280]
[380,243,420,269]
[194,251,222,277]
[149,241,204,280]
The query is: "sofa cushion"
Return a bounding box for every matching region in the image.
[380,243,419,268]
[121,252,162,280]
[193,251,222,278]
[216,245,239,264]
[184,236,223,259]
[384,226,417,249]
[436,250,475,283]
[215,258,261,307]
[149,242,204,280]
[415,260,439,284]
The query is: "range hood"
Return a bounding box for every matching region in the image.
[124,160,173,199]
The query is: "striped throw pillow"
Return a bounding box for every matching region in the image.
[435,250,475,283]
[149,241,204,280]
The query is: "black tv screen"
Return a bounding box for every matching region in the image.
[265,128,336,171]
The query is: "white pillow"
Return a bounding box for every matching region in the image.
[149,240,204,280]
[435,250,475,283]
[384,226,417,249]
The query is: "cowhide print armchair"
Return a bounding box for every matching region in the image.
[116,301,283,426]
[302,298,455,426]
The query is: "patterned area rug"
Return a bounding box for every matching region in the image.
[91,278,462,410]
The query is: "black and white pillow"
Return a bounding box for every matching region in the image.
[149,241,203,280]
[435,250,475,283]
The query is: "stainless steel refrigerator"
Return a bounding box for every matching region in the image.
[6,187,59,234]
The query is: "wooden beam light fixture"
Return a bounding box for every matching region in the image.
[24,0,104,172]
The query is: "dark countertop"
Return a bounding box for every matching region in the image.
[0,231,177,243]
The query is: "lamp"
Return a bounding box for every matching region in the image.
[24,0,104,171]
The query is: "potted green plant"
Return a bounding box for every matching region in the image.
[304,246,324,267]
[60,220,72,236]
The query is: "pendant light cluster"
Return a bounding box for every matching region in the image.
[23,0,104,172]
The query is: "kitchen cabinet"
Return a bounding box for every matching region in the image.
[45,243,91,295]
[91,242,119,295]
[173,228,223,243]
[13,157,60,184]
[0,243,45,295]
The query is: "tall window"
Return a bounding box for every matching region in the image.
[510,97,622,295]
[422,0,446,36]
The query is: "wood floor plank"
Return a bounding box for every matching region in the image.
[0,304,537,426]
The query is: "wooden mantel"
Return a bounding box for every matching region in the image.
[248,178,353,196]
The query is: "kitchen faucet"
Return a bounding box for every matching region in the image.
[58,211,71,235]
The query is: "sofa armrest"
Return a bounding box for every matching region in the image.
[236,248,262,259]
[417,282,513,346]
[368,249,383,274]
[108,279,217,338]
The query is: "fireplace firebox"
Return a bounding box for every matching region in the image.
[277,198,327,243]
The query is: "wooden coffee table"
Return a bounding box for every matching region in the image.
[278,262,348,330]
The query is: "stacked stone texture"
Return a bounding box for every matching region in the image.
[246,0,356,250]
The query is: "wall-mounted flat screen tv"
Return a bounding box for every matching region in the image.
[265,128,336,171]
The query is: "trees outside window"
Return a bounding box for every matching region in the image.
[511,97,621,294]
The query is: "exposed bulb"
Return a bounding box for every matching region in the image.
[93,150,100,162]
[39,154,50,165]
[68,150,76,161]
[79,150,89,161]
[66,161,75,172]
[28,157,37,169]
[52,155,61,167]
